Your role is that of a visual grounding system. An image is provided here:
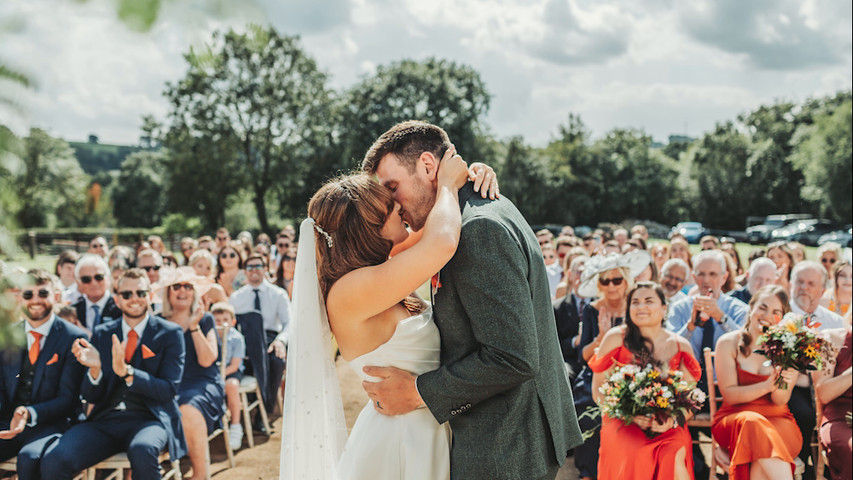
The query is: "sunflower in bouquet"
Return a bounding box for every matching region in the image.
[599,363,705,438]
[754,313,836,389]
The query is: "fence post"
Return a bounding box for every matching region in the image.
[27,231,36,259]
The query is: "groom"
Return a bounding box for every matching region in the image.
[361,121,583,479]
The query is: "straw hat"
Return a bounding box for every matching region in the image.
[577,250,651,298]
[152,266,215,304]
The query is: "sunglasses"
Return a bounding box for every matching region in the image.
[80,274,106,284]
[277,243,290,249]
[22,289,51,300]
[821,258,836,264]
[170,283,194,292]
[283,256,296,262]
[599,277,624,286]
[663,274,685,284]
[245,264,265,271]
[141,265,161,272]
[216,236,228,241]
[220,252,238,259]
[119,290,149,300]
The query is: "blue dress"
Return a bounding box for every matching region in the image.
[178,313,225,433]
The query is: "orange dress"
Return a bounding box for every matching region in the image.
[589,345,702,480]
[711,367,802,480]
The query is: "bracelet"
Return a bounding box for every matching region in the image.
[189,328,200,333]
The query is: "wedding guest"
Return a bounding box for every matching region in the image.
[197,235,215,253]
[40,268,187,480]
[669,238,694,293]
[821,260,851,316]
[722,243,744,280]
[818,243,843,279]
[543,243,562,298]
[700,235,720,251]
[552,255,589,381]
[180,237,197,266]
[189,249,215,278]
[613,228,629,248]
[271,233,293,273]
[273,248,296,299]
[730,257,777,305]
[787,242,806,264]
[72,254,122,333]
[87,236,109,258]
[635,256,658,283]
[712,285,801,480]
[160,268,223,480]
[554,247,588,300]
[161,252,178,269]
[215,243,246,297]
[108,251,132,295]
[660,258,689,304]
[229,254,290,415]
[215,228,231,255]
[573,251,649,480]
[0,269,87,480]
[136,249,163,286]
[767,241,795,291]
[211,302,246,451]
[54,250,80,304]
[147,235,165,255]
[790,261,844,329]
[590,282,700,480]
[631,224,649,241]
[813,325,852,480]
[56,305,82,330]
[651,243,670,273]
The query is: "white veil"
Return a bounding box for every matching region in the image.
[280,218,348,479]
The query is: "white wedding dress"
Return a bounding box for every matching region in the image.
[338,307,451,480]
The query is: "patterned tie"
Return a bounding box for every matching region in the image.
[253,289,261,312]
[125,329,138,363]
[92,304,101,328]
[29,331,43,365]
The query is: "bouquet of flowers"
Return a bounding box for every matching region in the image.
[754,313,835,389]
[599,363,706,438]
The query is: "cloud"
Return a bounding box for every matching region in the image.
[259,0,351,34]
[676,0,852,70]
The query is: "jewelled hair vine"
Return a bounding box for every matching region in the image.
[314,223,334,248]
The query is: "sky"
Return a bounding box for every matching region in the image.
[2,0,851,147]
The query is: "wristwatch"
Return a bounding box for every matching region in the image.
[121,365,135,379]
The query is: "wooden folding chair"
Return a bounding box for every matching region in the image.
[210,324,235,468]
[84,451,180,480]
[813,390,826,479]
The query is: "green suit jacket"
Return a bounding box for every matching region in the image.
[417,184,583,480]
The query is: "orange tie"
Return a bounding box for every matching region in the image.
[125,329,138,363]
[29,332,43,365]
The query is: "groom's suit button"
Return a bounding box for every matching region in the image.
[465,403,471,408]
[451,410,458,416]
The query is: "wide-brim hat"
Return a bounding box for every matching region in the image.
[577,250,651,298]
[152,266,215,304]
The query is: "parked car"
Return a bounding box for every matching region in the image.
[818,227,852,248]
[669,222,706,244]
[772,219,837,246]
[746,214,813,244]
[770,219,818,242]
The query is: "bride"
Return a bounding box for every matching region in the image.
[281,148,497,480]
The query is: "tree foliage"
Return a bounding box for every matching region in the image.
[112,150,167,227]
[162,25,333,232]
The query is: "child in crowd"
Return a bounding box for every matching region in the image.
[56,304,84,331]
[212,302,247,450]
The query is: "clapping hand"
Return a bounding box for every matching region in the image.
[72,338,102,373]
[0,407,28,439]
[597,308,614,335]
[111,334,128,378]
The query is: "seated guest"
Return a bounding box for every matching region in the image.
[730,257,777,305]
[552,256,589,381]
[767,241,795,291]
[651,243,669,273]
[572,251,648,480]
[821,260,851,317]
[73,254,122,333]
[40,268,186,480]
[712,285,801,480]
[700,235,720,251]
[216,243,246,297]
[542,243,562,298]
[554,247,588,299]
[668,238,695,293]
[160,267,223,480]
[180,237,197,266]
[273,247,296,299]
[54,250,80,304]
[136,249,163,286]
[212,302,246,451]
[229,254,289,415]
[87,236,109,258]
[55,305,83,330]
[790,261,845,330]
[0,269,87,480]
[590,282,700,480]
[660,258,689,304]
[813,325,852,480]
[787,242,806,264]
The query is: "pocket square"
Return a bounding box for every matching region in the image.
[141,345,156,359]
[46,353,59,366]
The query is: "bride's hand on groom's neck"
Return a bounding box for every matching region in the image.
[362,366,425,416]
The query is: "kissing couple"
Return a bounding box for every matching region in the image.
[281,121,583,480]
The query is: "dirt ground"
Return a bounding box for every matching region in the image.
[203,357,580,479]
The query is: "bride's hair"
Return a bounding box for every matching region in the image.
[309,174,395,301]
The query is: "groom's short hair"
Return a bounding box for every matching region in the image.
[362,120,452,174]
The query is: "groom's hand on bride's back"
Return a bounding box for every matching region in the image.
[362,366,425,416]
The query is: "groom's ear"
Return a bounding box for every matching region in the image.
[419,152,439,180]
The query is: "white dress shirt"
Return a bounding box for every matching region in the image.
[23,315,57,426]
[791,302,844,331]
[230,280,291,333]
[84,294,111,332]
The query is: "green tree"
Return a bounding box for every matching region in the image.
[112,150,167,227]
[340,58,492,168]
[497,137,556,224]
[163,25,333,232]
[791,98,853,222]
[12,128,89,228]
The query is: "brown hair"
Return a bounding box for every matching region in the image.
[623,281,668,365]
[739,285,791,356]
[117,268,151,290]
[215,242,245,280]
[26,268,53,286]
[245,253,267,269]
[833,260,851,292]
[309,174,425,314]
[361,121,451,174]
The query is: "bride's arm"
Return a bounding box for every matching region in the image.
[327,150,469,321]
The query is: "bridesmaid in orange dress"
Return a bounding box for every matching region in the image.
[712,285,802,480]
[813,324,852,480]
[591,281,701,480]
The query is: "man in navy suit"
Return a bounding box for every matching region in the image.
[0,269,87,480]
[72,254,122,333]
[40,268,186,480]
